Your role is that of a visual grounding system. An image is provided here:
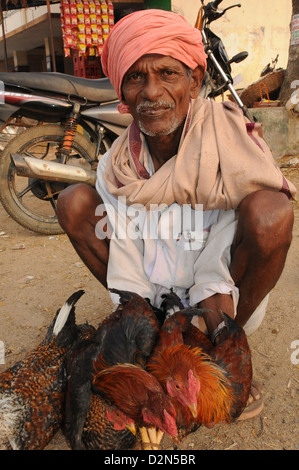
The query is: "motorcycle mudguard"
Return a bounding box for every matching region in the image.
[3,92,71,119]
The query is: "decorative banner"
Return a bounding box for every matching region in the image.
[60,0,114,57]
[291,14,299,46]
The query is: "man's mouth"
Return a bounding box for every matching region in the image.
[137,101,174,118]
[140,108,167,118]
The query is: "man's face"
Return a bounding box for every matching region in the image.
[121,54,202,137]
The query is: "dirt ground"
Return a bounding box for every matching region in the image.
[0,163,298,451]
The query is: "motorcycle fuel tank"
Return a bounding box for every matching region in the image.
[82,101,133,135]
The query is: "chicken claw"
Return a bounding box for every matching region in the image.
[139,427,164,450]
[156,429,164,445]
[148,427,164,450]
[147,427,157,445]
[139,427,152,450]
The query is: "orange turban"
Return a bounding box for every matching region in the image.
[101,9,207,113]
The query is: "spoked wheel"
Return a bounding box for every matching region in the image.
[0,124,109,234]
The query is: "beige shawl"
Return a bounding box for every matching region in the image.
[104,97,297,210]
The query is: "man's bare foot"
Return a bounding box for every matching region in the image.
[237,380,264,420]
[204,381,263,428]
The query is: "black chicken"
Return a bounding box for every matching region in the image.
[63,319,137,450]
[63,289,161,449]
[99,289,160,368]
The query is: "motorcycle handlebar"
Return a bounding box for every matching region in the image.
[211,0,223,7]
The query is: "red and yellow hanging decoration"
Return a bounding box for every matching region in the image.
[60,0,114,58]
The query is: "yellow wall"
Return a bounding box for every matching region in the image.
[172,0,292,88]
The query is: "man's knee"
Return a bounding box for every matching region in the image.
[57,183,102,234]
[237,190,294,255]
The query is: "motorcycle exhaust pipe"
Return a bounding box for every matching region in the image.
[11,154,97,186]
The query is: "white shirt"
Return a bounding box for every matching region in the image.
[96,150,239,309]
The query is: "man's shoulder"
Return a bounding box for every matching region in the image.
[97,148,111,171]
[194,96,243,114]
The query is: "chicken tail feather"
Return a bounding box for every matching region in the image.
[109,288,141,304]
[52,290,85,336]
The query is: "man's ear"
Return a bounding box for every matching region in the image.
[190,66,205,99]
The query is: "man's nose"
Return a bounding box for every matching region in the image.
[141,74,163,101]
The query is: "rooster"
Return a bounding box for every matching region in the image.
[92,363,178,447]
[151,292,252,432]
[0,290,86,450]
[63,289,162,449]
[147,307,235,439]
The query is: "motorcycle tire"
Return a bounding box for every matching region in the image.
[0,124,109,235]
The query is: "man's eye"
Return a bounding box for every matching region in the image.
[128,72,143,81]
[162,70,178,79]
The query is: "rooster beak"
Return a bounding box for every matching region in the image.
[126,422,137,436]
[188,402,198,419]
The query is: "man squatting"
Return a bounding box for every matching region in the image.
[57,10,297,420]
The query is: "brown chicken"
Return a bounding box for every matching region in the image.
[92,363,178,445]
[0,290,86,450]
[79,393,137,450]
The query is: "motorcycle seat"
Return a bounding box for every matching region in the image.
[0,72,118,103]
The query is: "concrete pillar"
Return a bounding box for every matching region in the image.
[13,50,29,72]
[44,37,52,72]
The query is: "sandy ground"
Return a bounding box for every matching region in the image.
[0,163,298,451]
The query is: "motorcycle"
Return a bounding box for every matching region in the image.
[0,0,252,234]
[197,0,253,121]
[0,75,132,234]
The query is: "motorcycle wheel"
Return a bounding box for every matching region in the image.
[0,124,109,235]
